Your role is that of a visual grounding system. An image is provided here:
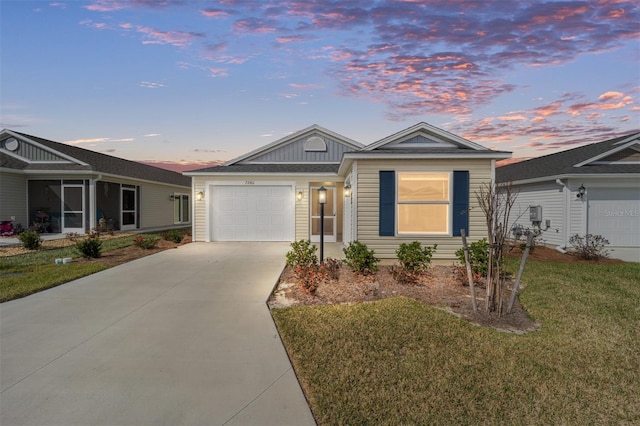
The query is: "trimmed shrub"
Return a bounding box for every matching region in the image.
[163,229,184,243]
[134,234,160,250]
[455,238,490,276]
[569,234,609,260]
[76,236,103,258]
[343,240,379,275]
[286,240,318,269]
[396,241,437,272]
[17,230,42,250]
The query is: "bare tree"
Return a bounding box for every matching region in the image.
[476,181,517,315]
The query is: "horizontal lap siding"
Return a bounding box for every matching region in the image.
[356,159,492,260]
[0,172,28,225]
[509,182,565,247]
[192,174,337,242]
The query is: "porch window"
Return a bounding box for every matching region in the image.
[173,194,190,224]
[397,172,450,234]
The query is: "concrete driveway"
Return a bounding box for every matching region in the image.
[0,242,315,426]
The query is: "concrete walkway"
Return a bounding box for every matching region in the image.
[0,243,316,425]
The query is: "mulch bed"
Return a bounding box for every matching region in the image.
[269,246,624,334]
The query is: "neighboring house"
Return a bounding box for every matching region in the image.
[496,132,640,262]
[185,122,511,260]
[0,129,192,235]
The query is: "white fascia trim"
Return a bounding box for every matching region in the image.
[574,139,640,167]
[223,124,363,166]
[210,180,296,186]
[612,133,640,146]
[1,129,89,166]
[242,161,340,164]
[362,122,488,151]
[22,169,190,189]
[342,152,511,160]
[184,172,340,177]
[507,173,640,186]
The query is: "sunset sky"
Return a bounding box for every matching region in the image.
[1,0,639,172]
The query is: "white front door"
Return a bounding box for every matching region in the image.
[61,184,85,234]
[310,186,336,243]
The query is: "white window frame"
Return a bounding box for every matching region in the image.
[396,171,452,236]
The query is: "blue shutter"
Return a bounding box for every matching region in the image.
[379,171,395,236]
[452,171,469,236]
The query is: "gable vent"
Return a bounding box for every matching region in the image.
[304,136,327,152]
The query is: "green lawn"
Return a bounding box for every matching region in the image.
[0,233,168,302]
[272,261,640,425]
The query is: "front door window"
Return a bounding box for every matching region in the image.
[310,186,336,243]
[62,185,84,233]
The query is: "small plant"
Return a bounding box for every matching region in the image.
[396,241,437,272]
[66,232,80,242]
[320,258,342,281]
[455,238,490,276]
[343,240,379,275]
[134,234,160,249]
[286,239,318,269]
[569,234,609,260]
[295,265,323,294]
[17,230,42,250]
[163,229,184,243]
[75,236,103,258]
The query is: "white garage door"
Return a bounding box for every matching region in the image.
[211,185,294,241]
[588,188,640,247]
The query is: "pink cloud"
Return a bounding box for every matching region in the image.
[136,26,205,47]
[233,18,279,33]
[200,8,230,18]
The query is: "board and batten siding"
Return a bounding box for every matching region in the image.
[355,159,493,260]
[245,136,353,163]
[0,171,28,225]
[191,174,340,242]
[509,181,565,247]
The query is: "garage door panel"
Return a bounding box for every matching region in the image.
[588,189,640,247]
[211,185,294,241]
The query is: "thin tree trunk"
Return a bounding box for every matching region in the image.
[461,229,478,313]
[508,233,535,313]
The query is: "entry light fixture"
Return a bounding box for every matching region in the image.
[576,184,586,199]
[344,184,351,197]
[196,191,205,201]
[296,190,303,201]
[318,186,327,205]
[169,194,175,201]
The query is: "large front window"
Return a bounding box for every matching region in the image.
[397,172,450,234]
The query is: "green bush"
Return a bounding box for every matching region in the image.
[569,234,609,260]
[134,235,160,250]
[163,229,184,243]
[343,240,379,275]
[286,240,318,268]
[395,241,437,272]
[455,238,489,275]
[17,230,42,250]
[75,236,103,258]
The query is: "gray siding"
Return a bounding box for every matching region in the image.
[0,171,28,226]
[243,134,355,163]
[1,137,70,162]
[508,182,565,247]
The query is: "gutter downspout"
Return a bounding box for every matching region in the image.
[555,178,568,253]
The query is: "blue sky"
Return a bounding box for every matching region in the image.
[1,0,638,171]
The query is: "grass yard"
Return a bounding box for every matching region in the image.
[0,233,177,302]
[272,261,640,425]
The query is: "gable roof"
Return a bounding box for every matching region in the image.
[1,130,190,187]
[496,132,640,184]
[363,122,489,151]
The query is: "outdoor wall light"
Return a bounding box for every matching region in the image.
[296,190,303,201]
[169,194,175,201]
[344,184,351,197]
[576,184,586,199]
[196,191,205,201]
